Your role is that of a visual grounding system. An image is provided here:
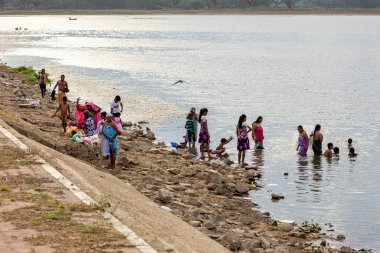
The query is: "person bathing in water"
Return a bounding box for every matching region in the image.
[198,108,214,160]
[211,136,234,156]
[310,124,323,156]
[334,147,340,156]
[324,143,334,157]
[349,147,358,157]
[348,138,353,148]
[252,116,264,149]
[296,125,308,156]
[237,114,252,166]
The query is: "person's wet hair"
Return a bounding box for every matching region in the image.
[221,138,227,143]
[101,111,107,117]
[334,147,339,154]
[349,147,355,154]
[328,143,333,149]
[238,114,247,129]
[115,95,121,102]
[63,96,68,102]
[348,138,353,144]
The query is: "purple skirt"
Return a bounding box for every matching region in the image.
[199,132,210,144]
[237,137,250,151]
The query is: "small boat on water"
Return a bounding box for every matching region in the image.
[69,17,77,20]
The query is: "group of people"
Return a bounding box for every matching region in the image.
[299,125,358,158]
[184,108,265,165]
[183,108,358,166]
[42,71,124,169]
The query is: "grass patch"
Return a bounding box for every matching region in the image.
[0,186,10,191]
[41,193,50,199]
[0,146,37,170]
[79,225,109,234]
[12,66,52,84]
[46,213,59,220]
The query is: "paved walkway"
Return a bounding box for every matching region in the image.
[0,125,143,253]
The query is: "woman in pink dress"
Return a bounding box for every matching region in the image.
[198,108,214,160]
[75,98,102,130]
[252,116,264,149]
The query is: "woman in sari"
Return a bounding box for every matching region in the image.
[103,113,121,169]
[75,98,102,130]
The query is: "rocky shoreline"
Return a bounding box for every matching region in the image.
[0,64,367,253]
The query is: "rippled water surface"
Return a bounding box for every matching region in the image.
[1,15,380,251]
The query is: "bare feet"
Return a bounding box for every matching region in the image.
[200,156,205,160]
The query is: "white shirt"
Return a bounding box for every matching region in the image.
[201,116,207,122]
[110,100,121,114]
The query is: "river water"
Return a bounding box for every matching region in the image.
[1,15,379,251]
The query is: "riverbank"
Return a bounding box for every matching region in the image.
[0,64,363,252]
[1,8,380,16]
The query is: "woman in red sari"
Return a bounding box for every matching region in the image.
[75,98,102,130]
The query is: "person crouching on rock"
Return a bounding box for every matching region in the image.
[103,113,121,169]
[52,96,70,134]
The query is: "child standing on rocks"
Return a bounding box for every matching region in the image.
[237,114,252,165]
[52,96,70,134]
[185,113,197,149]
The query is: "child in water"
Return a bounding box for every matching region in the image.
[333,147,340,156]
[324,143,334,157]
[211,136,234,156]
[348,138,353,148]
[185,113,197,149]
[349,147,358,157]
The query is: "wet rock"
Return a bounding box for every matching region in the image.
[145,130,156,140]
[271,193,285,200]
[138,120,149,125]
[157,189,173,203]
[259,237,271,249]
[225,158,234,165]
[284,173,289,176]
[122,121,133,127]
[277,223,294,232]
[206,170,223,184]
[339,246,353,253]
[236,181,250,193]
[337,234,346,241]
[245,165,258,170]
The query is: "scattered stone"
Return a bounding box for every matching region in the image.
[206,170,223,184]
[337,234,346,241]
[160,206,172,212]
[145,130,156,140]
[259,237,271,249]
[182,153,195,160]
[138,120,149,125]
[167,168,180,175]
[218,232,242,251]
[284,173,289,176]
[339,246,353,253]
[189,221,201,227]
[277,223,294,232]
[271,193,285,200]
[157,189,173,203]
[236,181,250,193]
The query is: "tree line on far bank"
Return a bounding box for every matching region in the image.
[1,0,380,11]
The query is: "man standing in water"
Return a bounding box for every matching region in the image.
[53,75,68,105]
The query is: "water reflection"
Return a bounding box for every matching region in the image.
[252,148,265,167]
